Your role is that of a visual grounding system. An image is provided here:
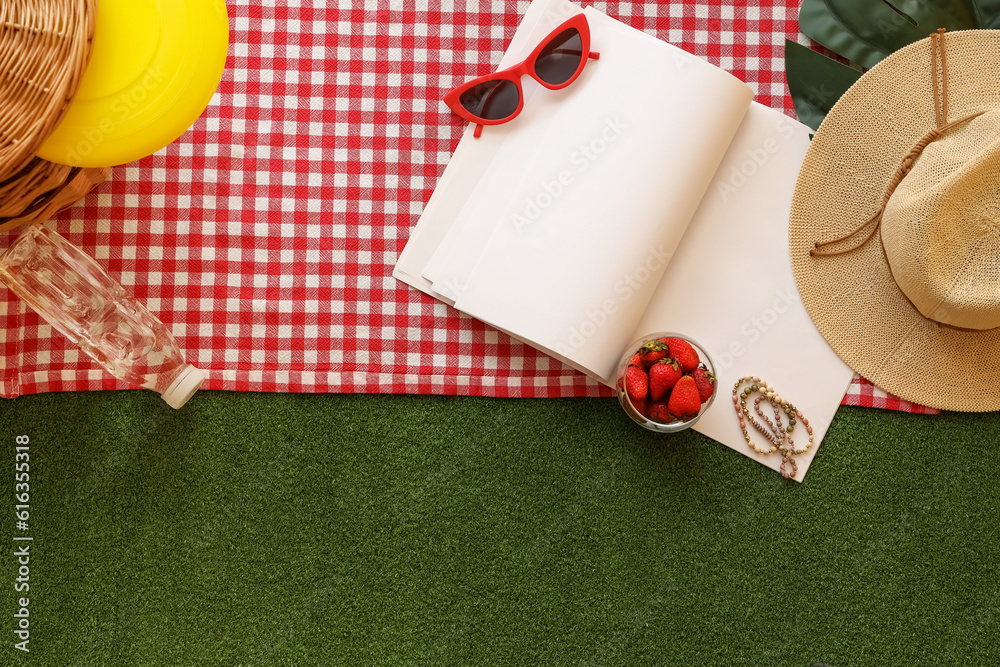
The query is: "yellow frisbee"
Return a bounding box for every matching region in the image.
[36,0,230,168]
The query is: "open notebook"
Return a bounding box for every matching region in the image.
[395,0,854,480]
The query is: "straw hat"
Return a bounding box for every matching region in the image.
[789,29,1000,412]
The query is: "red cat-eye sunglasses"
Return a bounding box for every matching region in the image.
[443,13,600,138]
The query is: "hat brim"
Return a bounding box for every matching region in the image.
[789,30,1000,412]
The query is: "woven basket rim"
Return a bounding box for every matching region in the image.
[0,0,98,183]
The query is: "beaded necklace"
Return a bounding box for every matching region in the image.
[731,376,814,479]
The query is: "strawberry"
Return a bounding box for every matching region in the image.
[667,375,702,421]
[628,352,642,368]
[625,365,648,401]
[689,364,716,403]
[665,337,700,372]
[647,401,673,423]
[648,358,682,402]
[631,395,649,419]
[639,340,670,367]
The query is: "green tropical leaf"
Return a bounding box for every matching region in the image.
[799,0,981,69]
[971,0,1000,26]
[787,0,1000,128]
[784,40,862,131]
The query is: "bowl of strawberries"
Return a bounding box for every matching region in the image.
[617,332,717,432]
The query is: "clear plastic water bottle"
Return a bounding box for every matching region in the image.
[0,224,205,409]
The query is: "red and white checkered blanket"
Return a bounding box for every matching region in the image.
[0,0,939,414]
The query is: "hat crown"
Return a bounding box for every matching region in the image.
[881,108,1000,330]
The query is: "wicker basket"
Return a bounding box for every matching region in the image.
[0,0,109,234]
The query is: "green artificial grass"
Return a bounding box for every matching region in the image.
[2,390,1000,665]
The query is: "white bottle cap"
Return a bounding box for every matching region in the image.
[161,365,206,409]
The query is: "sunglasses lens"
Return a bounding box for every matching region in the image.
[459,79,520,121]
[535,28,584,85]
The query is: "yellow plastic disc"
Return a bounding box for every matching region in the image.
[36,0,230,168]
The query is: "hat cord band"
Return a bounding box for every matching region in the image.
[810,29,986,259]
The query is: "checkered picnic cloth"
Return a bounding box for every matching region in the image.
[0,0,938,414]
